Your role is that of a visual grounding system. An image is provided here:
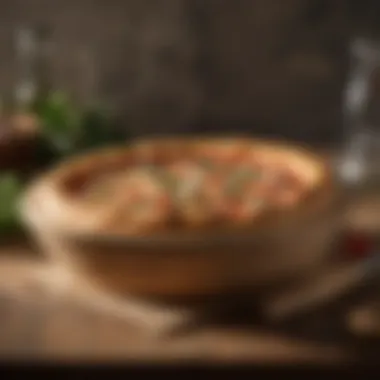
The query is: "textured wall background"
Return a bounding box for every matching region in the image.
[0,0,376,145]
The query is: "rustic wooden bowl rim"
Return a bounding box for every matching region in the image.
[21,136,340,250]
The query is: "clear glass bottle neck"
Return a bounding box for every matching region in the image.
[344,38,380,130]
[13,26,51,111]
[339,37,380,186]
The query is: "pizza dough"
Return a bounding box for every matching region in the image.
[43,138,328,236]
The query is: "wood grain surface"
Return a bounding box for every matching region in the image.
[0,195,379,363]
[0,245,351,363]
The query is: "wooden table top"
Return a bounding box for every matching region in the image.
[0,194,379,363]
[0,244,352,363]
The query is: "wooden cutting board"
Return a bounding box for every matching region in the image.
[0,245,351,363]
[0,189,379,362]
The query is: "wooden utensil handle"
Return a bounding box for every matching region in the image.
[347,300,380,337]
[261,261,368,322]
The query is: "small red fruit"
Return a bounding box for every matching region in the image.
[342,233,374,259]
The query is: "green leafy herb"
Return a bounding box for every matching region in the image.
[38,91,82,154]
[0,173,23,234]
[35,91,128,166]
[0,90,131,237]
[146,166,178,195]
[198,158,216,170]
[225,168,261,198]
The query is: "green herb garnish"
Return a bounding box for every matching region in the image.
[35,91,128,165]
[225,168,261,198]
[199,158,216,170]
[0,173,23,234]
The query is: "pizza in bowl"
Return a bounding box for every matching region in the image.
[39,138,331,238]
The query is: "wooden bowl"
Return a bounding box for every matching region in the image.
[19,137,344,300]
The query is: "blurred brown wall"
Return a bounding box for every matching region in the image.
[0,0,372,145]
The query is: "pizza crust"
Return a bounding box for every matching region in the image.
[37,138,332,239]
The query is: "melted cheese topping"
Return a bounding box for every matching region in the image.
[77,145,321,233]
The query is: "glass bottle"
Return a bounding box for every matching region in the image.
[339,37,380,236]
[11,25,55,169]
[13,26,52,115]
[0,26,52,171]
[339,37,380,189]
